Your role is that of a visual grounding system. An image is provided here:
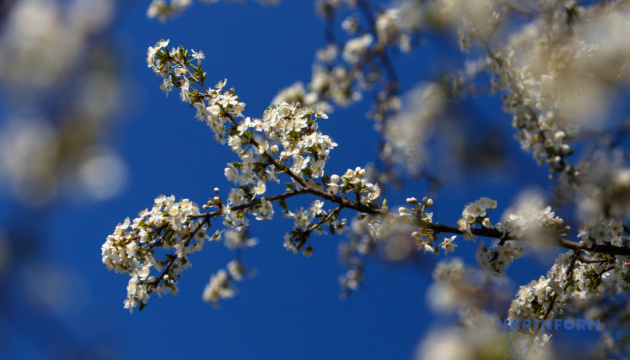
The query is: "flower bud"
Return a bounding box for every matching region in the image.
[302,246,313,257]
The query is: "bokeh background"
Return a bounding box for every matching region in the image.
[0,0,585,359]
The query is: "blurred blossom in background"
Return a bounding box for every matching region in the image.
[0,0,124,358]
[0,0,125,206]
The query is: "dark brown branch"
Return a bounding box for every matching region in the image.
[395,216,630,257]
[189,188,311,220]
[306,204,344,236]
[176,46,630,258]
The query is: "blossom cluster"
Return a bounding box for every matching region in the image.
[439,0,577,174]
[272,0,419,152]
[202,268,235,306]
[508,248,630,343]
[438,0,630,182]
[116,40,394,309]
[578,218,626,248]
[146,39,246,145]
[457,197,497,240]
[398,196,453,255]
[282,200,328,255]
[101,195,212,312]
[202,259,250,307]
[495,193,567,245]
[202,230,257,307]
[281,167,384,255]
[476,240,524,276]
[456,195,569,275]
[328,168,380,204]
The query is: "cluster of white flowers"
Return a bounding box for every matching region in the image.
[578,218,626,248]
[273,63,362,113]
[496,192,566,241]
[101,195,211,312]
[147,40,249,147]
[250,0,421,165]
[366,214,395,241]
[202,230,256,306]
[375,8,410,52]
[476,240,524,276]
[335,193,437,298]
[271,0,420,159]
[431,0,575,174]
[509,248,630,343]
[342,34,373,64]
[282,200,327,256]
[202,268,235,306]
[259,103,337,180]
[1,0,113,89]
[270,81,332,114]
[283,198,351,256]
[110,40,403,310]
[328,167,379,202]
[202,259,252,306]
[422,256,558,358]
[435,0,630,181]
[146,39,345,236]
[456,194,569,275]
[397,197,440,253]
[457,197,497,240]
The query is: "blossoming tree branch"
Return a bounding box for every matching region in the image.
[103,0,630,358]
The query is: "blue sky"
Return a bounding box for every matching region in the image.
[1,1,591,359]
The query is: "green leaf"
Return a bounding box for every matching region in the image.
[139,302,147,312]
[286,182,294,190]
[287,130,299,140]
[279,200,288,209]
